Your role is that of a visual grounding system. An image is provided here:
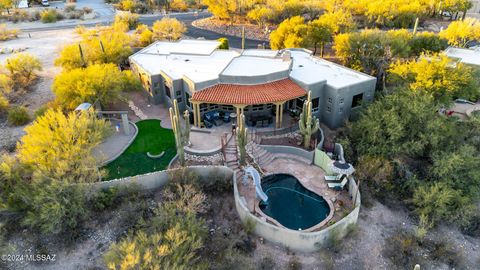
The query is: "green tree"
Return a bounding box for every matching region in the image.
[16,109,110,181]
[350,90,451,159]
[269,16,308,50]
[53,63,141,109]
[439,18,480,48]
[152,17,186,41]
[389,54,480,103]
[306,19,333,56]
[408,32,448,56]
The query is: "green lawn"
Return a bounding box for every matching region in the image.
[102,119,176,180]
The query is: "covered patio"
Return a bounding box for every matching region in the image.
[189,78,306,129]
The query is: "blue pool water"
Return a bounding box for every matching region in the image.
[259,174,331,230]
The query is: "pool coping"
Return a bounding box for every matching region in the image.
[254,172,335,232]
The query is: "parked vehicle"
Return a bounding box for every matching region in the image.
[41,0,49,6]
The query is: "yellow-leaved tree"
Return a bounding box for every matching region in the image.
[269,16,308,50]
[389,54,480,103]
[53,63,141,110]
[152,17,186,41]
[55,24,133,70]
[2,53,42,92]
[439,18,480,48]
[16,108,111,181]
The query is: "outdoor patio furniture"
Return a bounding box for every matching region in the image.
[213,119,223,126]
[327,177,348,190]
[204,120,213,128]
[223,113,231,123]
[204,110,220,122]
[324,175,341,181]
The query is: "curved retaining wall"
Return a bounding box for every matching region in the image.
[259,144,314,164]
[234,173,361,253]
[92,166,233,192]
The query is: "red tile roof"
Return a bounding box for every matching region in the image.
[191,79,306,105]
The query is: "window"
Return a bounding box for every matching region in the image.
[185,92,191,108]
[339,108,343,113]
[177,97,182,103]
[339,98,344,105]
[352,93,363,108]
[296,98,305,109]
[328,97,332,104]
[153,82,160,88]
[165,84,171,99]
[327,106,331,113]
[176,91,181,96]
[312,97,319,111]
[252,104,264,111]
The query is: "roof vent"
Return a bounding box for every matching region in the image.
[184,59,190,62]
[298,64,304,68]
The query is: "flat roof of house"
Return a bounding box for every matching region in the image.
[444,47,480,66]
[130,40,240,83]
[140,39,221,56]
[288,50,374,88]
[129,40,375,88]
[221,56,290,77]
[191,78,306,105]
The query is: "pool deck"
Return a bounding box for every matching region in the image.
[237,157,353,231]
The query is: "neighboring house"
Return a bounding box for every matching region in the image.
[444,47,480,67]
[129,39,376,129]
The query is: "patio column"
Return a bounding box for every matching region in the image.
[234,104,246,117]
[273,102,286,129]
[196,103,202,127]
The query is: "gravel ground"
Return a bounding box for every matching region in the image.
[0,29,79,151]
[192,17,271,42]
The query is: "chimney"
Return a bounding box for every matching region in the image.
[282,51,291,62]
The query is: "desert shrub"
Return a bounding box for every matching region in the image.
[243,217,256,235]
[383,230,422,268]
[7,106,30,126]
[287,256,302,270]
[65,10,84,20]
[258,256,276,270]
[423,238,465,268]
[64,3,76,12]
[33,104,49,118]
[90,187,120,211]
[82,7,93,14]
[167,167,201,189]
[218,37,229,49]
[40,9,63,23]
[114,11,138,30]
[0,24,19,41]
[0,94,8,116]
[4,52,42,91]
[9,10,30,23]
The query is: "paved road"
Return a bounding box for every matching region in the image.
[20,8,267,49]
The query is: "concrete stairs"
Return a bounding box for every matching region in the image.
[246,141,275,168]
[224,138,244,179]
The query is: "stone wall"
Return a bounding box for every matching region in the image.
[234,172,361,253]
[259,144,314,163]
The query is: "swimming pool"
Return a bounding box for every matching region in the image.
[259,174,331,231]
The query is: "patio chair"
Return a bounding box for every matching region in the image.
[327,177,348,190]
[324,175,341,181]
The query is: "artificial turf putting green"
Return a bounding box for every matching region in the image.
[102,119,176,180]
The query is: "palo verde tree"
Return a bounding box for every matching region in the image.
[236,113,247,166]
[2,53,42,92]
[152,17,186,41]
[53,63,141,110]
[298,91,319,149]
[169,99,190,166]
[269,16,308,50]
[439,18,480,48]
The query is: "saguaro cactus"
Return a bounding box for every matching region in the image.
[299,91,320,149]
[169,99,190,166]
[237,113,248,166]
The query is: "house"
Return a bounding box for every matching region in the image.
[129,39,376,129]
